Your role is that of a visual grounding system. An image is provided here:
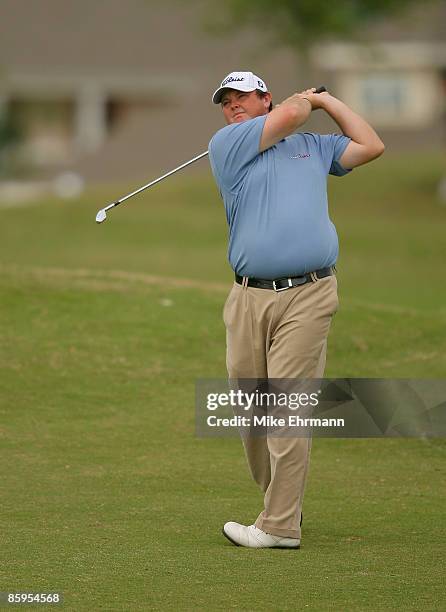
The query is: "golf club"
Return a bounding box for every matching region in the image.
[95,150,209,223]
[95,86,327,224]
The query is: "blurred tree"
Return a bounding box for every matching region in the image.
[0,115,21,149]
[202,0,441,54]
[0,110,24,178]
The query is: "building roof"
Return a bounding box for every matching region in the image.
[1,0,444,77]
[1,0,211,74]
[367,0,446,42]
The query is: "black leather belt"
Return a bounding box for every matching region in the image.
[235,267,334,292]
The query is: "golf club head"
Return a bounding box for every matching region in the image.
[96,209,107,224]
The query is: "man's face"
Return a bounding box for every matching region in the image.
[220,89,271,124]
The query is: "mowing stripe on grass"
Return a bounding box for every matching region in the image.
[2,264,445,320]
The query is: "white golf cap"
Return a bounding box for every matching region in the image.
[212,71,268,104]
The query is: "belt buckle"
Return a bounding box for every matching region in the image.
[273,278,293,292]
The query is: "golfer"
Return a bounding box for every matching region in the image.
[208,71,384,548]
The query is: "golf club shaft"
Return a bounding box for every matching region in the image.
[104,150,209,213]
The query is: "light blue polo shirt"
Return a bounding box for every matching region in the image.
[208,115,352,279]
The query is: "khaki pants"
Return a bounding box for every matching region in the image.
[224,274,338,539]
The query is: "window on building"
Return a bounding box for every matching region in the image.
[359,73,408,118]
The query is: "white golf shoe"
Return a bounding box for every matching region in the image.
[222,522,300,549]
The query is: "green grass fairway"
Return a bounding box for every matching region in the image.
[1,152,445,611]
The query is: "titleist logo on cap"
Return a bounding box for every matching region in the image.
[221,76,245,87]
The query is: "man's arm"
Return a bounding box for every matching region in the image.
[260,94,312,152]
[302,89,385,169]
